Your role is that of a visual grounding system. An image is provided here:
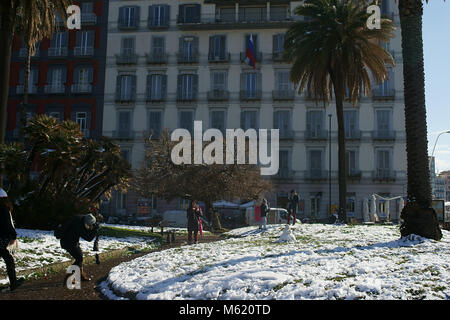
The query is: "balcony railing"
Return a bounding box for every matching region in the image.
[372,130,396,140]
[146,89,166,102]
[73,47,94,56]
[148,18,170,29]
[81,13,97,25]
[177,91,198,102]
[116,53,139,65]
[304,170,327,180]
[115,92,136,103]
[47,47,68,57]
[275,168,294,179]
[240,90,262,101]
[208,52,230,63]
[112,130,135,140]
[272,51,287,62]
[16,85,37,94]
[305,129,327,140]
[146,52,168,64]
[372,88,395,99]
[278,129,295,139]
[44,84,65,94]
[177,13,294,27]
[272,90,295,101]
[177,52,199,63]
[240,52,262,63]
[372,169,396,181]
[207,89,229,101]
[71,83,92,94]
[345,130,361,140]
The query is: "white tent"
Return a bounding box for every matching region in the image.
[213,200,239,208]
[240,200,256,208]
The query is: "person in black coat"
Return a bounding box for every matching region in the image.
[186,200,202,244]
[58,214,99,281]
[259,199,269,230]
[288,190,300,225]
[0,189,24,291]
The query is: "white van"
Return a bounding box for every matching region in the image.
[163,210,188,228]
[245,207,293,226]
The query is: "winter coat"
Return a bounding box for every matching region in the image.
[289,194,300,210]
[0,205,16,248]
[187,206,202,232]
[59,215,98,249]
[260,203,269,217]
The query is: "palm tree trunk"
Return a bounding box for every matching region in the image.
[398,0,442,240]
[18,42,32,142]
[335,96,347,223]
[0,3,15,188]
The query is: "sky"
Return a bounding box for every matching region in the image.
[423,1,450,174]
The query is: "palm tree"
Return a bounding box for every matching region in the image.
[0,0,70,186]
[284,0,395,223]
[14,0,70,141]
[396,0,443,240]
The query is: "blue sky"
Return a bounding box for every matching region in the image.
[423,0,450,173]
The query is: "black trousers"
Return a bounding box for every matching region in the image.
[61,242,83,267]
[0,248,16,284]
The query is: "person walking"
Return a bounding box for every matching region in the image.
[0,189,24,291]
[56,214,99,282]
[187,200,202,244]
[260,198,269,230]
[288,190,300,225]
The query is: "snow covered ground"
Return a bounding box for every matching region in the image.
[100,224,450,300]
[0,226,159,283]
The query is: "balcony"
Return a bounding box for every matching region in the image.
[81,13,97,25]
[16,85,37,95]
[240,90,262,101]
[116,52,139,65]
[177,91,198,102]
[148,18,170,29]
[272,90,295,101]
[115,92,136,103]
[272,51,287,62]
[47,47,68,57]
[177,13,295,30]
[372,88,395,100]
[372,169,396,182]
[275,168,294,180]
[372,130,396,140]
[44,84,65,94]
[112,130,135,140]
[146,52,168,64]
[346,170,362,181]
[73,47,94,56]
[118,19,139,30]
[71,83,92,94]
[278,129,295,140]
[207,89,229,101]
[208,52,230,63]
[177,52,199,64]
[305,129,328,140]
[146,89,166,103]
[304,170,327,181]
[240,52,263,64]
[345,130,361,140]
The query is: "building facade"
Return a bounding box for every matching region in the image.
[102,0,407,222]
[6,0,109,142]
[438,171,450,202]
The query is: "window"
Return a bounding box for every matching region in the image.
[177,74,198,101]
[344,110,358,138]
[149,5,169,27]
[240,110,258,130]
[76,112,87,134]
[116,75,136,101]
[270,6,288,21]
[239,7,266,22]
[72,67,93,93]
[75,30,94,55]
[148,111,162,138]
[209,35,227,61]
[275,70,291,91]
[309,150,323,176]
[273,33,285,56]
[374,67,394,96]
[179,110,194,134]
[179,36,198,62]
[116,191,127,211]
[376,149,391,177]
[375,109,392,136]
[279,150,289,176]
[18,67,38,94]
[47,67,66,93]
[147,74,167,101]
[49,111,62,122]
[120,149,131,163]
[273,110,291,137]
[119,6,140,28]
[211,71,227,91]
[121,37,135,56]
[240,72,261,99]
[49,32,68,56]
[346,196,356,217]
[178,4,201,23]
[307,110,324,138]
[219,7,235,22]
[210,110,226,134]
[117,111,132,137]
[346,150,358,176]
[152,36,165,56]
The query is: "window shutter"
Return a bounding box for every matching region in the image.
[179,36,184,55]
[116,75,122,99]
[273,111,279,129]
[256,72,262,92]
[273,34,279,53]
[209,36,214,58]
[177,74,182,98]
[220,36,226,59]
[133,6,140,27]
[88,67,93,84]
[161,75,167,99]
[178,4,185,22]
[86,111,92,130]
[164,5,170,25]
[193,36,199,55]
[131,75,137,100]
[193,74,199,99]
[62,66,67,85]
[148,5,154,26]
[240,111,245,129]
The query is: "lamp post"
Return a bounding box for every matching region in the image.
[328,114,332,217]
[430,130,450,162]
[429,131,450,199]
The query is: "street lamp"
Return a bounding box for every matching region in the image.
[328,114,332,217]
[431,130,450,161]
